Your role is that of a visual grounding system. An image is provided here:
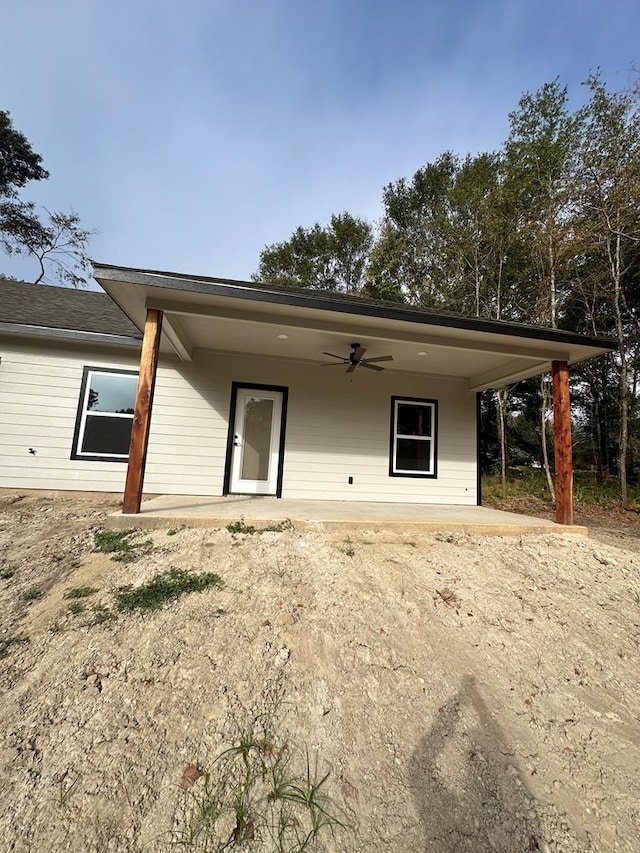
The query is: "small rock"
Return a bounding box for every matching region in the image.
[594,551,615,566]
[275,647,290,667]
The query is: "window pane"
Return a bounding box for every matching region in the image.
[81,415,133,456]
[396,438,432,472]
[397,404,432,437]
[241,398,274,481]
[88,373,137,414]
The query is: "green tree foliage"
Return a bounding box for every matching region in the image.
[255,72,640,503]
[573,74,640,502]
[0,111,92,286]
[254,212,373,294]
[504,79,580,328]
[0,111,48,194]
[368,151,529,321]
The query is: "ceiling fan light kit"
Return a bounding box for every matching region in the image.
[321,342,394,373]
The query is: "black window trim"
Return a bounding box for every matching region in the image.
[71,365,138,463]
[389,395,439,479]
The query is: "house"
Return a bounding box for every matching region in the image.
[0,268,616,524]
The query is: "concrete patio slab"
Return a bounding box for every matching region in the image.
[107,494,588,536]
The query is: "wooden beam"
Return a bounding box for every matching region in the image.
[468,359,554,392]
[122,308,163,514]
[552,360,573,525]
[160,313,193,362]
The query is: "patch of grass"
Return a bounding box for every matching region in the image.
[226,518,293,536]
[21,586,43,602]
[167,525,186,536]
[67,601,85,616]
[52,773,79,809]
[0,565,18,580]
[94,529,151,563]
[0,633,29,658]
[89,603,115,626]
[339,537,355,557]
[172,731,346,851]
[114,567,223,614]
[49,621,64,634]
[483,469,640,507]
[63,586,98,600]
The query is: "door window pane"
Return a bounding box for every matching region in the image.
[241,398,273,481]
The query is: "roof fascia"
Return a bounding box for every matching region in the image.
[0,321,141,349]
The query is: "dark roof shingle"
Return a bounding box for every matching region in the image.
[0,279,141,338]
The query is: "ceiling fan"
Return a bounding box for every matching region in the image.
[321,342,394,373]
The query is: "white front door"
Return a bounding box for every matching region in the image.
[229,388,284,495]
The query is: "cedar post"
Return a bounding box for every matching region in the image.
[552,360,573,525]
[122,308,163,514]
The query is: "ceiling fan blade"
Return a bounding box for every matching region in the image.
[322,352,345,360]
[363,355,393,363]
[346,363,357,374]
[321,361,347,366]
[361,362,384,371]
[352,346,366,362]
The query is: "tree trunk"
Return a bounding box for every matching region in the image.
[496,388,509,498]
[611,232,629,507]
[540,376,555,501]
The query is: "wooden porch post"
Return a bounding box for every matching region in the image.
[122,308,163,514]
[552,360,573,525]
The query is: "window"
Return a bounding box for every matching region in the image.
[390,396,438,478]
[71,367,138,462]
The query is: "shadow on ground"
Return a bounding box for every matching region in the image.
[410,675,547,852]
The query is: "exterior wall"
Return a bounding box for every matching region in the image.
[0,337,477,504]
[0,338,140,492]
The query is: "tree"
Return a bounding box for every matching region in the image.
[0,111,48,194]
[575,74,640,505]
[254,212,373,294]
[504,80,582,499]
[367,152,460,307]
[0,110,92,286]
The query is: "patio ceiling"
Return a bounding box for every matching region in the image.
[94,264,616,392]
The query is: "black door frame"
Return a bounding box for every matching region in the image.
[222,382,289,498]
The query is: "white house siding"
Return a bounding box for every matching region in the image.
[0,338,140,492]
[217,353,477,505]
[0,339,477,504]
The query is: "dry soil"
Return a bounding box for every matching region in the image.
[1,493,639,852]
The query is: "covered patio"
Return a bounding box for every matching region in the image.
[107,494,588,535]
[93,263,617,527]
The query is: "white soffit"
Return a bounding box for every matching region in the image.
[96,275,614,391]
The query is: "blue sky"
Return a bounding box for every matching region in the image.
[2,0,639,285]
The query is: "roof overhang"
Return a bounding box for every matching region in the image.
[93,263,617,391]
[0,320,141,349]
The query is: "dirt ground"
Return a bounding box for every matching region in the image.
[1,493,639,853]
